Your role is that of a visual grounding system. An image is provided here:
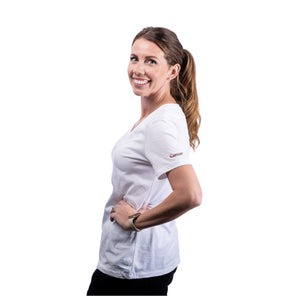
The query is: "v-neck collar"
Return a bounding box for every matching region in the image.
[128,103,179,135]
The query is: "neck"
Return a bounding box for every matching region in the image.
[140,92,176,119]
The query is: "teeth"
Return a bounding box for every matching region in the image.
[134,79,149,85]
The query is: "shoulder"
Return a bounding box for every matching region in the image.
[145,104,189,148]
[155,103,185,120]
[149,104,187,132]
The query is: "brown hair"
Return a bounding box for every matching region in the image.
[133,27,201,150]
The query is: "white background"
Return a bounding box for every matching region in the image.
[0,0,299,299]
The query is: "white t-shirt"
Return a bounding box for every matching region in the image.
[97,103,191,279]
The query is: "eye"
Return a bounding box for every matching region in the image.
[130,55,138,62]
[146,59,157,65]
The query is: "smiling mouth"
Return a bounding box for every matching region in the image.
[133,79,150,86]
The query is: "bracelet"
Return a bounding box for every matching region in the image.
[128,212,142,232]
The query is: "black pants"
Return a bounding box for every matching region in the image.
[86,268,177,296]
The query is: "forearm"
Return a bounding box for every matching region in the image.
[134,190,199,230]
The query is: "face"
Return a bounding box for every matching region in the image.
[128,38,179,99]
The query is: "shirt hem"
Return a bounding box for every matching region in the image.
[97,260,180,280]
[156,161,191,179]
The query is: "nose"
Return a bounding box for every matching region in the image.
[133,61,145,76]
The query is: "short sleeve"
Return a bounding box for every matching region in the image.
[145,114,191,179]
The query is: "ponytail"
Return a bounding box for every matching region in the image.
[171,49,201,150]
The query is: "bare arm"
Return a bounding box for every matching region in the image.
[111,165,202,230]
[135,164,202,229]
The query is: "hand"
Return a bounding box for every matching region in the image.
[110,200,148,231]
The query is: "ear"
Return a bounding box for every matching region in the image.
[167,64,181,80]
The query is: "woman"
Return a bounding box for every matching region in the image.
[87,27,202,296]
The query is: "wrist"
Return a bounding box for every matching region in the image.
[128,212,142,232]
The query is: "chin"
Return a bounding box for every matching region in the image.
[132,88,148,97]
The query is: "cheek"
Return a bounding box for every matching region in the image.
[127,65,131,77]
[152,72,167,84]
[128,63,135,78]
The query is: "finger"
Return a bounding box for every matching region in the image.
[110,213,115,222]
[138,203,149,214]
[118,200,127,206]
[110,211,115,222]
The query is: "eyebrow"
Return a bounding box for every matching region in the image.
[131,54,160,61]
[145,55,159,60]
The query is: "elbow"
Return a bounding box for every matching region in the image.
[174,187,202,211]
[191,190,202,208]
[186,188,202,210]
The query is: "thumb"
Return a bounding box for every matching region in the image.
[138,203,149,214]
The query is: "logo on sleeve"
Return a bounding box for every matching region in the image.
[169,152,183,158]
